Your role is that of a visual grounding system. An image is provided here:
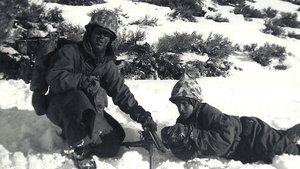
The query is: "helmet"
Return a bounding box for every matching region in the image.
[169,76,203,103]
[85,9,118,40]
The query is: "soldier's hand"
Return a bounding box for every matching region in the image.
[80,75,100,96]
[142,115,157,132]
[167,123,188,141]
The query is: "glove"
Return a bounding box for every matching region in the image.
[141,115,157,132]
[129,106,157,132]
[161,124,191,148]
[79,75,100,97]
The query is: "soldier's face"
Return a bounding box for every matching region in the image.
[174,99,194,119]
[90,27,111,54]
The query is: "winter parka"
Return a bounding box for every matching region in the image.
[45,39,145,146]
[173,102,299,163]
[167,78,299,163]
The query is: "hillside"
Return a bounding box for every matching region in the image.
[0,0,300,169]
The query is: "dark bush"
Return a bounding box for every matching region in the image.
[183,60,204,78]
[119,42,157,80]
[156,31,203,54]
[212,0,246,6]
[113,29,147,55]
[44,7,64,24]
[281,0,300,5]
[249,43,287,66]
[120,58,157,79]
[233,4,264,19]
[0,0,29,43]
[0,51,33,83]
[196,33,233,61]
[15,3,45,30]
[57,23,85,42]
[13,3,64,39]
[263,7,278,18]
[139,0,206,22]
[203,59,232,77]
[273,12,300,28]
[130,15,158,26]
[243,43,258,52]
[183,59,232,78]
[287,32,300,40]
[44,0,105,6]
[274,64,288,70]
[156,53,184,79]
[262,19,285,36]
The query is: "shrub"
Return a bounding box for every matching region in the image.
[113,29,147,54]
[44,0,105,6]
[15,3,46,30]
[249,43,287,66]
[43,7,64,24]
[183,60,204,78]
[139,0,206,22]
[287,31,300,40]
[281,0,300,5]
[13,2,64,39]
[130,15,158,26]
[57,23,85,42]
[169,4,205,22]
[243,43,258,52]
[156,53,184,79]
[0,0,29,43]
[156,31,203,53]
[203,60,232,77]
[233,4,264,19]
[262,19,285,36]
[274,64,288,70]
[273,12,300,28]
[196,33,233,61]
[183,59,232,78]
[206,13,229,22]
[120,57,157,80]
[212,0,245,6]
[263,7,278,18]
[0,51,33,83]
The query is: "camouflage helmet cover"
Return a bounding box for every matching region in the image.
[85,9,118,40]
[170,77,203,103]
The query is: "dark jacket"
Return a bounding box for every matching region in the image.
[174,102,298,163]
[45,42,144,145]
[46,43,138,113]
[174,102,242,160]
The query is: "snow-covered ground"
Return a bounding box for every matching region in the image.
[1,0,300,168]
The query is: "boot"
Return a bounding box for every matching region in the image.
[73,146,96,169]
[284,123,300,143]
[71,137,97,169]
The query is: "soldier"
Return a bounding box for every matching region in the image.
[42,10,156,168]
[161,77,300,163]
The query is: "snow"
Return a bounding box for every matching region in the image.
[1,0,300,168]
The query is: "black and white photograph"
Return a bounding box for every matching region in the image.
[0,0,300,168]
